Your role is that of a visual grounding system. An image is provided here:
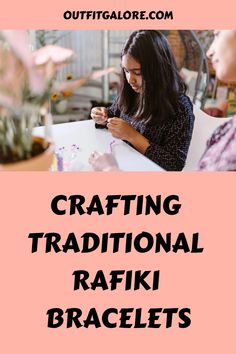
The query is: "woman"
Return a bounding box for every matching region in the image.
[198,30,236,171]
[91,30,195,171]
[90,30,236,172]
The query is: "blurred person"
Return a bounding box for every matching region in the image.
[198,30,236,171]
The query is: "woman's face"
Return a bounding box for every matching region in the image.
[207,30,236,82]
[121,54,143,93]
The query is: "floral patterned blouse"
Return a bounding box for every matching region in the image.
[198,115,236,171]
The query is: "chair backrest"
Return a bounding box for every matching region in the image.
[168,30,209,109]
[184,105,232,170]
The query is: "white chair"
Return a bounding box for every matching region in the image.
[184,105,232,171]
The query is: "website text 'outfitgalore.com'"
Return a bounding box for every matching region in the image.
[63,10,174,21]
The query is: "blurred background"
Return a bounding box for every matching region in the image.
[28,30,236,124]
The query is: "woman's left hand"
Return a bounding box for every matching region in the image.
[107,117,137,142]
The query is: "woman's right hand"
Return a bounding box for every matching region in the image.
[91,107,108,125]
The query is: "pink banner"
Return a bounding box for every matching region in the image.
[0,0,235,29]
[1,1,236,352]
[1,172,235,353]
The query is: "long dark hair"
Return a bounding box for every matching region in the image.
[118,30,186,123]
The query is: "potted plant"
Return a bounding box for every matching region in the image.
[0,30,114,171]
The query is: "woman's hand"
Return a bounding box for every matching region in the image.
[89,151,119,171]
[107,117,138,141]
[90,107,108,125]
[107,117,150,154]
